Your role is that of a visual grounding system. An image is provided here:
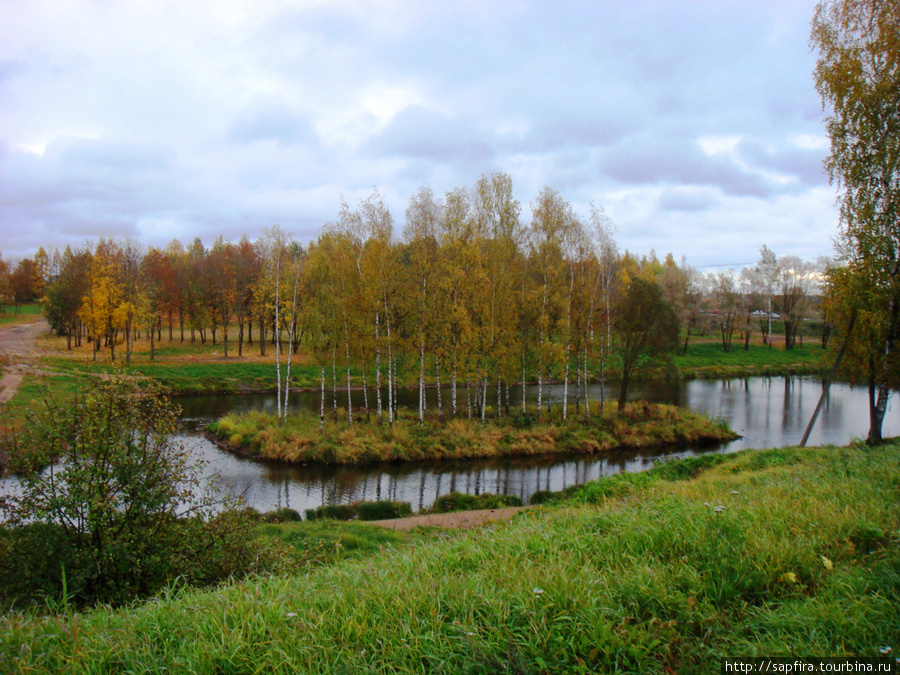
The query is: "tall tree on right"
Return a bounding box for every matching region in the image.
[812,0,900,444]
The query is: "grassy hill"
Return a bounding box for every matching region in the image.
[2,440,897,674]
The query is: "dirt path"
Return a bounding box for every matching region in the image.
[366,506,533,531]
[0,318,50,403]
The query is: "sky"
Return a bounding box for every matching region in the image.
[0,0,839,268]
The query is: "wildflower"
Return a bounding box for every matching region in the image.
[714,505,726,513]
[286,612,297,618]
[703,502,710,507]
[730,490,740,495]
[879,646,892,655]
[533,587,544,596]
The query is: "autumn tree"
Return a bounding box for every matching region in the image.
[812,0,900,443]
[714,270,739,352]
[613,276,680,411]
[528,187,575,416]
[0,254,9,313]
[44,246,91,349]
[755,245,780,344]
[778,256,815,349]
[9,258,40,312]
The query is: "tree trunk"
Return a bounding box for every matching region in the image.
[867,359,883,444]
[617,373,629,412]
[436,355,443,421]
[375,309,383,423]
[320,366,326,430]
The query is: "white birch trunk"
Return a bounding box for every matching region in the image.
[320,366,326,430]
[344,316,352,426]
[419,340,425,426]
[435,356,443,420]
[386,318,394,427]
[274,253,282,421]
[375,308,382,421]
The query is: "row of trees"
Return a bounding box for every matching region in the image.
[3,177,825,423]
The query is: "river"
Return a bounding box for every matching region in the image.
[168,376,898,514]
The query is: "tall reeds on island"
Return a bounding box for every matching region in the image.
[1,441,897,672]
[207,402,737,465]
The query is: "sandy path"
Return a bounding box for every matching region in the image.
[366,506,532,531]
[0,318,50,403]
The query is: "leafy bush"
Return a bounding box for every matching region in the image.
[262,508,303,523]
[305,504,358,521]
[356,500,412,521]
[528,490,557,505]
[305,500,413,522]
[0,375,264,608]
[429,492,523,513]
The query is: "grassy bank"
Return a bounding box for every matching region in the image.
[18,326,827,399]
[1,441,897,673]
[670,341,826,379]
[208,402,738,465]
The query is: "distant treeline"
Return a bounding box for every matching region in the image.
[0,174,825,419]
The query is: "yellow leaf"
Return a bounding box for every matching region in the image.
[780,572,798,584]
[822,556,833,571]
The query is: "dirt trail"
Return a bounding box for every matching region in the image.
[366,506,532,531]
[0,318,50,403]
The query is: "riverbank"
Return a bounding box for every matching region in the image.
[207,403,739,466]
[2,440,896,672]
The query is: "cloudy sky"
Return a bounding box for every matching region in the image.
[1,0,838,267]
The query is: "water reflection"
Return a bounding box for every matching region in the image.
[4,377,894,514]
[171,376,898,514]
[185,429,710,515]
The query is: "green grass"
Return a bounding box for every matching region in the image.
[208,403,738,465]
[252,518,430,570]
[0,303,42,327]
[1,441,897,673]
[671,341,826,378]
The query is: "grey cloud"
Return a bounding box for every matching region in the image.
[58,138,171,174]
[226,103,318,147]
[659,188,720,212]
[366,105,495,164]
[597,136,773,198]
[739,139,829,188]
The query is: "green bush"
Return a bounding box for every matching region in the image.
[430,492,523,513]
[262,508,303,523]
[528,490,557,505]
[0,375,266,608]
[357,500,412,521]
[305,500,413,522]
[305,504,358,521]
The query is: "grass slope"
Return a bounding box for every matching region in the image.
[1,441,897,674]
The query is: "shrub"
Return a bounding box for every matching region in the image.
[305,500,413,522]
[305,504,358,521]
[356,500,412,521]
[0,375,262,608]
[262,508,303,523]
[528,490,558,505]
[430,492,523,513]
